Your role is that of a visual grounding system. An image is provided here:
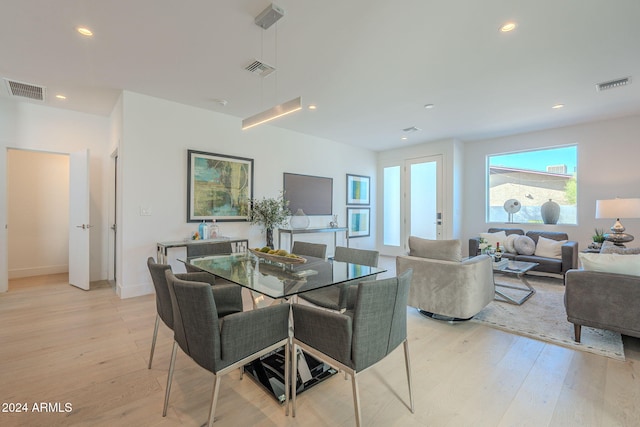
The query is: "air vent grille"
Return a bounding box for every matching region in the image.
[596,77,631,91]
[4,78,46,101]
[402,126,421,133]
[245,60,275,77]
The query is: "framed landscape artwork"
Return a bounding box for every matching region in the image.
[347,207,370,238]
[187,150,253,222]
[346,174,370,205]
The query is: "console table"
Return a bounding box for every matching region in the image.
[278,227,349,253]
[156,237,248,263]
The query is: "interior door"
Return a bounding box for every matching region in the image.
[380,155,442,255]
[69,149,90,290]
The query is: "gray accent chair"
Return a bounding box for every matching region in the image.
[291,269,414,427]
[185,241,234,273]
[469,227,579,276]
[146,257,243,369]
[291,241,327,259]
[299,246,379,311]
[396,238,494,320]
[163,271,290,425]
[564,269,640,342]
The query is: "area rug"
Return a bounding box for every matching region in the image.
[470,275,625,361]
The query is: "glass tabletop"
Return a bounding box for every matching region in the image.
[181,252,386,299]
[493,260,539,274]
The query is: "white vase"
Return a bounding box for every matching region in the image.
[290,209,310,229]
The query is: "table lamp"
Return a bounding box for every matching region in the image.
[595,198,640,245]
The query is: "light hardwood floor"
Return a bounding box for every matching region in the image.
[1,267,639,427]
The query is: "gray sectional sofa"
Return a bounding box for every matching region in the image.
[565,269,640,341]
[469,227,579,276]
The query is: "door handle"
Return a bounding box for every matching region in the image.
[75,224,92,229]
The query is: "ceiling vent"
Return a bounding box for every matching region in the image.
[596,77,631,91]
[245,60,276,77]
[402,126,421,133]
[4,78,46,101]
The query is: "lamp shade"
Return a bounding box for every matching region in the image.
[595,198,640,219]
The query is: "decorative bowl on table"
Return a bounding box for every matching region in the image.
[249,248,307,265]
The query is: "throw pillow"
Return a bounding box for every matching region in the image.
[534,235,567,259]
[600,240,640,255]
[579,252,640,276]
[504,234,518,253]
[514,235,536,255]
[409,236,462,262]
[479,231,507,251]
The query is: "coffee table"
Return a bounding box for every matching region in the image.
[493,260,538,305]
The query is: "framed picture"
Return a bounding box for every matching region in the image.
[346,174,370,205]
[187,150,253,222]
[347,207,370,238]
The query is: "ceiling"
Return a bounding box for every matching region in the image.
[1,1,639,151]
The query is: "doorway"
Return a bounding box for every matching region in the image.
[6,149,70,284]
[379,155,443,255]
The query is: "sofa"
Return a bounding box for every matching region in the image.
[469,227,579,276]
[396,237,495,320]
[565,269,640,341]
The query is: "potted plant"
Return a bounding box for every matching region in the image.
[248,192,290,248]
[591,228,606,249]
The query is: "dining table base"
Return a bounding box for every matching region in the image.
[243,346,337,403]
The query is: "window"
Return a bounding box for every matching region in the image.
[487,145,577,224]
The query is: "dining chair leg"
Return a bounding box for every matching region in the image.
[162,341,178,417]
[207,374,222,427]
[291,343,298,417]
[148,314,160,369]
[351,373,362,427]
[285,341,290,416]
[403,339,415,413]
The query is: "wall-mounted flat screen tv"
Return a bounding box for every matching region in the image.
[283,173,333,215]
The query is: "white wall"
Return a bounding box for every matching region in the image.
[0,99,111,292]
[7,150,69,278]
[117,91,378,298]
[462,114,640,255]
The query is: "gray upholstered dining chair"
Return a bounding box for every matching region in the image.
[146,257,242,369]
[291,241,327,259]
[299,246,379,312]
[185,241,234,272]
[163,271,291,425]
[291,269,414,427]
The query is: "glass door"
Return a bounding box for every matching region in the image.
[380,155,442,255]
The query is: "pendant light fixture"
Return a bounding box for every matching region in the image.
[242,3,301,130]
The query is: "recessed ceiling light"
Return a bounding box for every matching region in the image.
[308,104,317,110]
[212,98,228,106]
[500,22,517,32]
[552,104,565,109]
[77,27,93,37]
[424,104,435,109]
[55,94,67,100]
[401,136,408,140]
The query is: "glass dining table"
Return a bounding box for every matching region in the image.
[181,251,386,403]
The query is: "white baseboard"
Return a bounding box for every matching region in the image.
[117,281,154,299]
[8,265,68,279]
